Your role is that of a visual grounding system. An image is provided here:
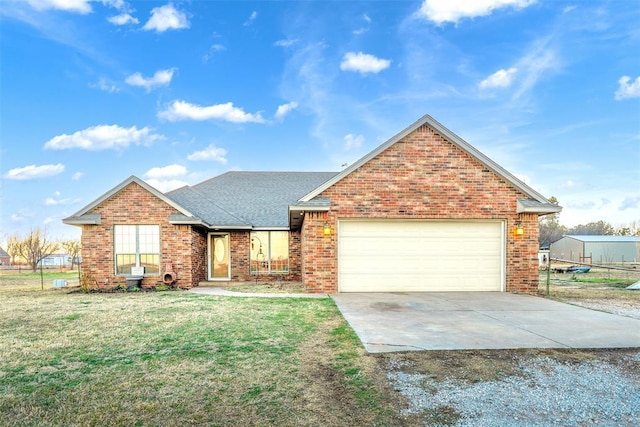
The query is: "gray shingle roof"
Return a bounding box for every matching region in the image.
[166,171,337,228]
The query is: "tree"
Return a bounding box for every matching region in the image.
[567,220,614,236]
[60,240,81,269]
[538,196,565,248]
[17,228,59,272]
[6,235,25,267]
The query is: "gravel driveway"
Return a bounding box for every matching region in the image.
[378,298,640,426]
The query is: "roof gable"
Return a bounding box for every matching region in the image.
[299,115,560,213]
[63,176,195,225]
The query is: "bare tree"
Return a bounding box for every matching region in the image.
[60,240,81,269]
[18,228,59,272]
[6,235,25,268]
[539,196,565,248]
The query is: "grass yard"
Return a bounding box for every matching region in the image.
[0,274,398,426]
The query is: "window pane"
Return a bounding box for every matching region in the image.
[114,225,136,253]
[250,231,269,273]
[116,254,136,274]
[270,232,289,273]
[140,254,159,274]
[138,225,159,253]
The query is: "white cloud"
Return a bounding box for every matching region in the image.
[274,39,298,47]
[187,145,228,163]
[125,68,175,92]
[244,11,257,26]
[4,163,65,180]
[203,44,226,62]
[417,0,536,24]
[43,124,164,150]
[158,100,265,123]
[344,134,364,150]
[90,77,119,93]
[44,191,77,206]
[145,164,187,179]
[479,67,518,89]
[108,13,139,25]
[142,4,189,32]
[274,102,298,120]
[340,52,391,74]
[26,0,92,14]
[72,172,84,180]
[144,179,188,193]
[614,75,640,100]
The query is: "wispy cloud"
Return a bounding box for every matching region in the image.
[4,163,65,180]
[25,0,93,14]
[353,13,371,35]
[416,0,536,25]
[90,77,119,93]
[108,13,138,25]
[158,100,265,123]
[125,68,176,92]
[44,191,78,206]
[142,4,189,32]
[43,124,164,150]
[203,44,226,62]
[243,11,257,26]
[340,52,391,74]
[72,172,84,180]
[274,39,298,47]
[187,145,228,163]
[620,195,640,210]
[479,67,518,89]
[274,101,298,120]
[614,75,640,100]
[344,134,364,150]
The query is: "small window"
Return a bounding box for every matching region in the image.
[250,231,289,274]
[114,225,160,275]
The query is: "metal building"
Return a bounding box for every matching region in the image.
[550,235,640,264]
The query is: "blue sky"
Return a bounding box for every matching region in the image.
[1,0,639,242]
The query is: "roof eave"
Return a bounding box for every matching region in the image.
[62,214,102,226]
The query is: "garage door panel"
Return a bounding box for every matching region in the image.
[338,220,503,292]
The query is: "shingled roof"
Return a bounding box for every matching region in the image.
[166,171,338,228]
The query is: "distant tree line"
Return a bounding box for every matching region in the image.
[539,197,639,247]
[4,227,81,272]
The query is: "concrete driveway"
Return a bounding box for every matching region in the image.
[332,292,640,353]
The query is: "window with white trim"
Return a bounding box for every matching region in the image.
[250,231,289,274]
[114,225,160,275]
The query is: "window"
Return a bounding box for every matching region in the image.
[114,225,160,275]
[250,231,289,274]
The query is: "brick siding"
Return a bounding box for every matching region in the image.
[80,182,206,289]
[301,124,540,293]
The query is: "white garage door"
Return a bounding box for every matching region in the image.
[338,220,504,292]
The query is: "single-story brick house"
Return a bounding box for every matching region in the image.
[63,114,560,293]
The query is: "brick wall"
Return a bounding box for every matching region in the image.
[79,182,206,289]
[301,124,540,293]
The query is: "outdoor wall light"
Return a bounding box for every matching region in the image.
[322,222,332,236]
[515,221,524,236]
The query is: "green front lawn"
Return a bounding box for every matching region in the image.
[0,287,396,426]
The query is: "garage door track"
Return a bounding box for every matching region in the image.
[332,292,640,353]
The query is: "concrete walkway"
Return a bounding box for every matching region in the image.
[332,292,640,353]
[188,287,329,299]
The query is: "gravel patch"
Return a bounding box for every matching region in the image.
[387,353,640,426]
[566,299,640,320]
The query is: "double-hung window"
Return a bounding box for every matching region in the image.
[114,225,160,275]
[250,231,289,274]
